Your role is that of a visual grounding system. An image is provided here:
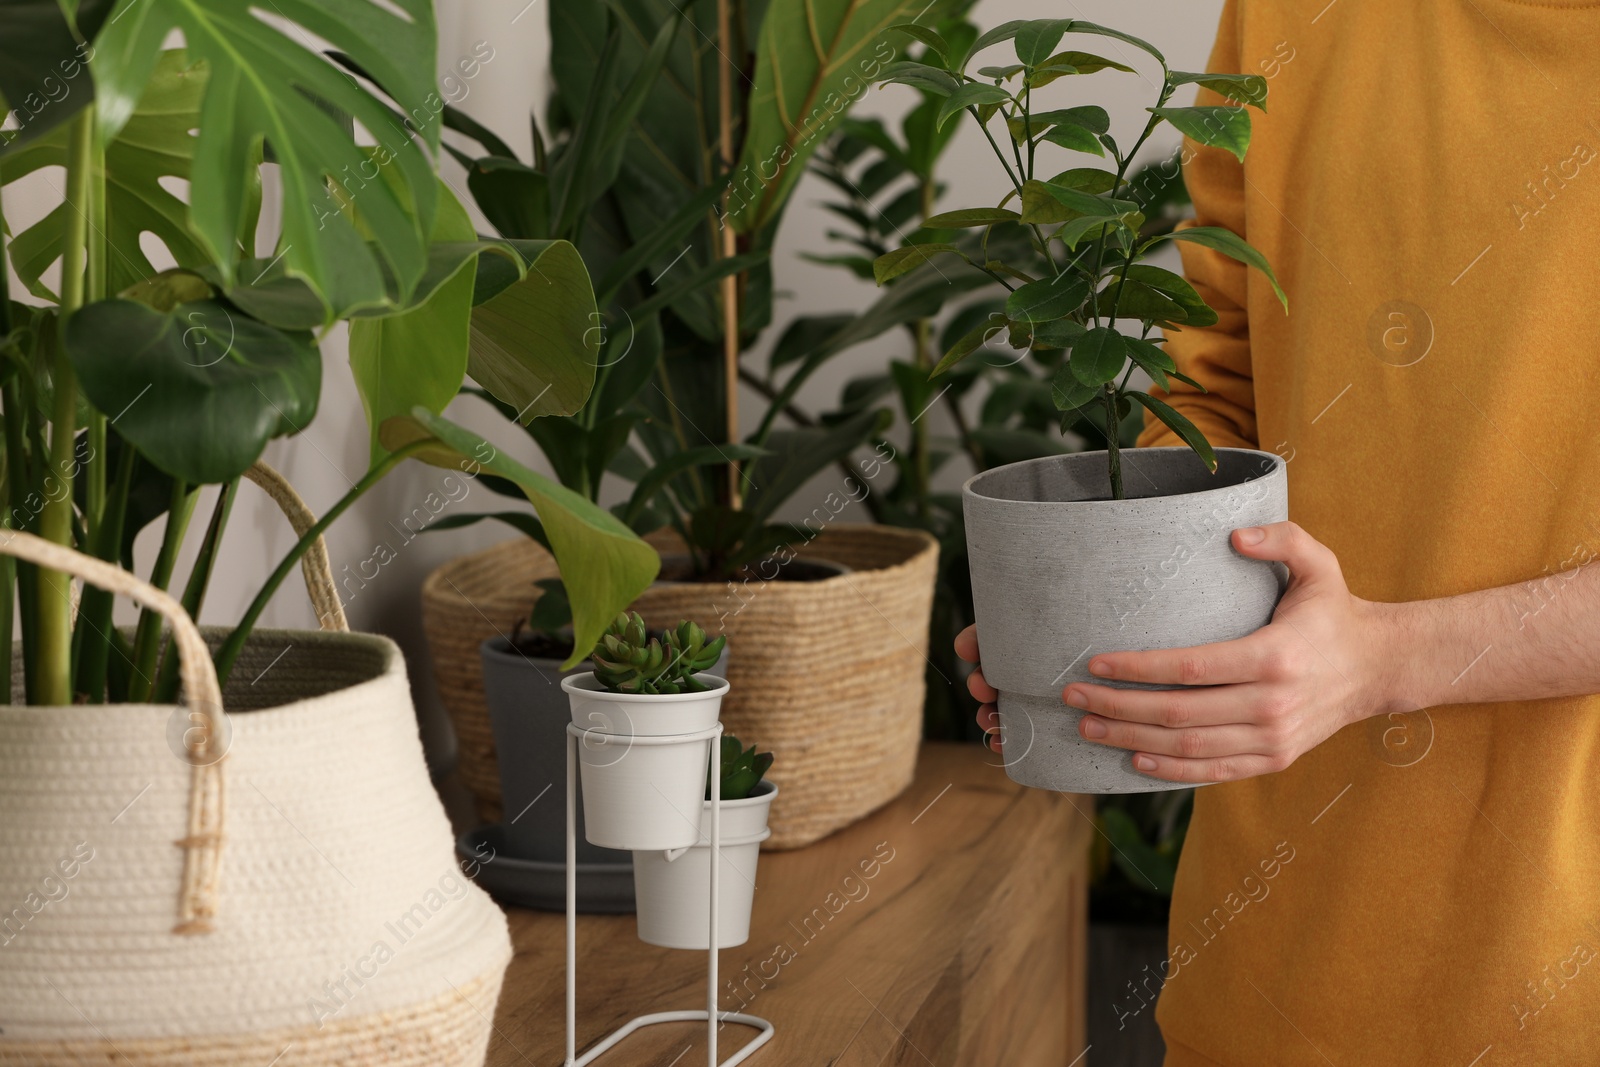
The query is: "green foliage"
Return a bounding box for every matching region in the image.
[1091,789,1193,921]
[591,612,727,695]
[879,16,1284,498]
[0,11,649,704]
[713,735,775,800]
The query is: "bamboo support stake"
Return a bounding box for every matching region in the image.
[718,0,742,508]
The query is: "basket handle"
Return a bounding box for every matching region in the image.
[244,461,349,633]
[0,529,226,934]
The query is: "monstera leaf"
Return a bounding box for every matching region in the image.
[0,0,113,151]
[64,298,320,483]
[731,0,921,233]
[89,0,441,318]
[380,409,660,668]
[1,50,220,300]
[350,187,602,464]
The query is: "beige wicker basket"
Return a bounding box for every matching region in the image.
[422,524,938,848]
[0,464,511,1066]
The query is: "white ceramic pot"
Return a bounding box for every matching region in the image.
[633,781,777,950]
[561,672,728,851]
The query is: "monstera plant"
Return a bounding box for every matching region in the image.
[0,0,658,705]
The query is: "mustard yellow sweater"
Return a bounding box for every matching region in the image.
[1138,1,1600,1063]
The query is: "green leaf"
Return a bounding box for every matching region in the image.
[1005,276,1089,324]
[872,242,970,284]
[743,405,890,525]
[1037,50,1136,77]
[1129,391,1217,472]
[1019,180,1073,225]
[622,443,767,528]
[1168,369,1208,393]
[1060,21,1167,68]
[1069,326,1127,386]
[770,314,856,371]
[3,50,216,300]
[963,20,1031,67]
[891,23,950,62]
[1056,210,1142,250]
[732,0,922,233]
[1124,336,1173,390]
[349,182,477,465]
[1170,71,1268,110]
[380,408,659,669]
[1148,225,1287,309]
[0,0,107,152]
[1012,20,1072,67]
[1030,106,1112,135]
[1097,279,1185,324]
[1039,123,1105,156]
[428,510,551,553]
[90,0,443,314]
[976,64,1025,81]
[1051,361,1098,412]
[1150,106,1252,163]
[65,299,319,483]
[923,207,1022,228]
[1048,167,1119,194]
[931,312,1008,378]
[936,82,1013,131]
[1121,264,1217,327]
[468,240,601,422]
[877,60,961,96]
[1042,183,1140,218]
[1029,317,1087,351]
[1101,807,1180,895]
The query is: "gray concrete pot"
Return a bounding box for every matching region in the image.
[962,447,1288,793]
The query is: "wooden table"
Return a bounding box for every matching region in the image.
[486,742,1092,1066]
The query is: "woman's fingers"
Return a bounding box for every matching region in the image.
[954,624,980,665]
[977,702,1001,752]
[968,664,998,703]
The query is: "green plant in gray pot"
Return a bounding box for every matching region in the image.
[883,17,1290,792]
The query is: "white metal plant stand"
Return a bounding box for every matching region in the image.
[562,721,775,1066]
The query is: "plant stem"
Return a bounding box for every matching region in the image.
[72,443,135,703]
[1102,385,1124,500]
[126,480,196,702]
[153,478,239,704]
[213,441,430,688]
[35,110,95,706]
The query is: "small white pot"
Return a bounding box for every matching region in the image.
[561,672,729,851]
[633,782,777,950]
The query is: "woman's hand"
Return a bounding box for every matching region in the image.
[956,522,1406,781]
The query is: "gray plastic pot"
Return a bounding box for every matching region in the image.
[480,637,627,866]
[963,447,1288,793]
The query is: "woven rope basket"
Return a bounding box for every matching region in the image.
[0,464,511,1065]
[422,523,938,848]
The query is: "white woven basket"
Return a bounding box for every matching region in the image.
[0,464,512,1065]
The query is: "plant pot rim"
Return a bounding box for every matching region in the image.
[480,634,583,669]
[707,779,778,808]
[963,446,1284,509]
[560,671,730,702]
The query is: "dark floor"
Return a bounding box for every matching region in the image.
[1087,923,1169,1067]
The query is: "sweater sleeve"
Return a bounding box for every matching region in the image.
[1136,0,1260,451]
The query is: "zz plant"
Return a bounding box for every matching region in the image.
[881,18,1287,499]
[592,612,727,696]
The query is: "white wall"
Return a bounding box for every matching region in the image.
[0,0,1223,771]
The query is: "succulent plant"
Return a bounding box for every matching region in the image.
[591,613,727,695]
[713,736,775,801]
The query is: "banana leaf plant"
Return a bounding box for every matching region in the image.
[0,0,658,708]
